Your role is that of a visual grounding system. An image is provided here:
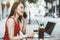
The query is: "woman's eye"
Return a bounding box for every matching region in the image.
[20,6,24,9]
[21,7,23,9]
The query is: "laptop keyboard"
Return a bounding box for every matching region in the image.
[44,32,51,38]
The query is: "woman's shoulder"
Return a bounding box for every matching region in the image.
[7,18,14,24]
[6,18,15,28]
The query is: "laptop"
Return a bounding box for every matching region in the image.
[34,21,56,38]
[44,22,56,38]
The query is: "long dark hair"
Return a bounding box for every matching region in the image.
[9,2,27,22]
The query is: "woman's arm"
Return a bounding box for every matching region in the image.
[20,17,26,34]
[22,17,26,34]
[7,18,27,40]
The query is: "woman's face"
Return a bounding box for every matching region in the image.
[15,2,24,16]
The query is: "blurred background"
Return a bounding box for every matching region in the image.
[0,0,60,20]
[0,0,60,24]
[0,0,60,40]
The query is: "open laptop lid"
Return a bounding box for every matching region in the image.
[45,22,56,35]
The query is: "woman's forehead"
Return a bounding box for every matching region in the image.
[18,3,24,7]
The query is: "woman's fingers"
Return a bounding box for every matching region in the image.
[27,32,35,38]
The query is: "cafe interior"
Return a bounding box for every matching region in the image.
[0,0,60,40]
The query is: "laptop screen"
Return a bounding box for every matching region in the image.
[45,22,56,35]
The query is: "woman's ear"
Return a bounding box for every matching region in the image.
[15,8,19,13]
[14,9,17,14]
[15,9,17,12]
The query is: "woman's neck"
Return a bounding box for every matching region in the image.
[13,13,19,21]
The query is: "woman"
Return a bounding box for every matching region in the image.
[3,1,35,40]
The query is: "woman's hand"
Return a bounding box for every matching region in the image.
[26,32,35,38]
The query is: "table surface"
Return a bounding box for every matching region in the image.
[26,24,60,40]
